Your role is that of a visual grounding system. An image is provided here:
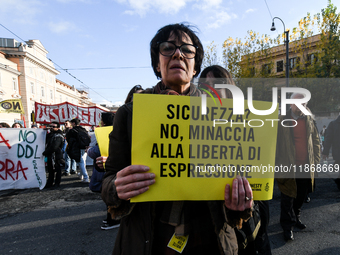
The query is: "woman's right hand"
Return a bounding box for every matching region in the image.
[115,165,155,200]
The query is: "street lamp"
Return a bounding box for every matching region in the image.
[271,17,289,87]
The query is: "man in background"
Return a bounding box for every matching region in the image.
[66,118,90,183]
[63,120,77,176]
[43,122,64,189]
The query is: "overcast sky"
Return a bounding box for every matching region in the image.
[0,0,331,106]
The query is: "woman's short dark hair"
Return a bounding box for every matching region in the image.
[150,23,204,79]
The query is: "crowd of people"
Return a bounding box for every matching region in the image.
[1,23,340,255]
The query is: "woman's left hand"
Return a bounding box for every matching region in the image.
[96,156,107,169]
[224,175,253,211]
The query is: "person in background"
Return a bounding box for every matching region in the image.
[90,125,96,132]
[0,122,10,128]
[124,85,143,104]
[275,93,320,242]
[63,120,77,176]
[43,122,64,189]
[101,23,253,255]
[31,124,38,128]
[199,64,235,99]
[12,123,22,128]
[200,65,271,255]
[66,118,90,183]
[87,112,120,230]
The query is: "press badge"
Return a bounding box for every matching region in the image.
[167,233,189,253]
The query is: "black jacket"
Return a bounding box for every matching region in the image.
[66,125,87,162]
[323,115,340,161]
[43,129,64,160]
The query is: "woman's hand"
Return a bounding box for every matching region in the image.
[224,176,253,211]
[115,165,155,200]
[95,156,107,169]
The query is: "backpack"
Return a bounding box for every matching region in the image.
[74,128,91,149]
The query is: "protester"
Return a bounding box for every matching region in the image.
[124,85,143,104]
[31,124,38,128]
[87,112,120,230]
[12,123,22,128]
[199,64,235,98]
[200,65,271,255]
[101,23,253,255]
[275,93,320,241]
[43,122,64,189]
[90,125,96,132]
[66,118,90,183]
[0,122,10,128]
[322,113,340,190]
[63,120,77,176]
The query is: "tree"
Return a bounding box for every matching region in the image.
[203,0,340,111]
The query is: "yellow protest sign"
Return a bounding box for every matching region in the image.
[0,99,25,114]
[131,94,278,202]
[95,126,113,156]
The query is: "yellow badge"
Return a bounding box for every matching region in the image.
[167,233,189,253]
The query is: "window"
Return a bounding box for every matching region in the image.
[50,89,53,99]
[262,64,271,74]
[13,77,18,90]
[277,60,284,72]
[289,57,300,69]
[248,67,255,76]
[31,82,35,94]
[306,53,317,66]
[41,86,45,97]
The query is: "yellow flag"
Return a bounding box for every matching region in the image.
[0,99,25,114]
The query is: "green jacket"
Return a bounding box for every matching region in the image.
[275,109,320,198]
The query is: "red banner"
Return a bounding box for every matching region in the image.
[35,102,108,126]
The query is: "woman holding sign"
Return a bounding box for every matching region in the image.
[101,23,253,255]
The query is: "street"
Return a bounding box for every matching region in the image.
[1,166,340,255]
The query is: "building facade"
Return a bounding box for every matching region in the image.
[0,38,98,127]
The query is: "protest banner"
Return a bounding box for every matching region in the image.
[0,129,46,190]
[0,99,25,114]
[35,102,108,126]
[131,94,278,202]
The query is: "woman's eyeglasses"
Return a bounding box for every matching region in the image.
[159,41,197,59]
